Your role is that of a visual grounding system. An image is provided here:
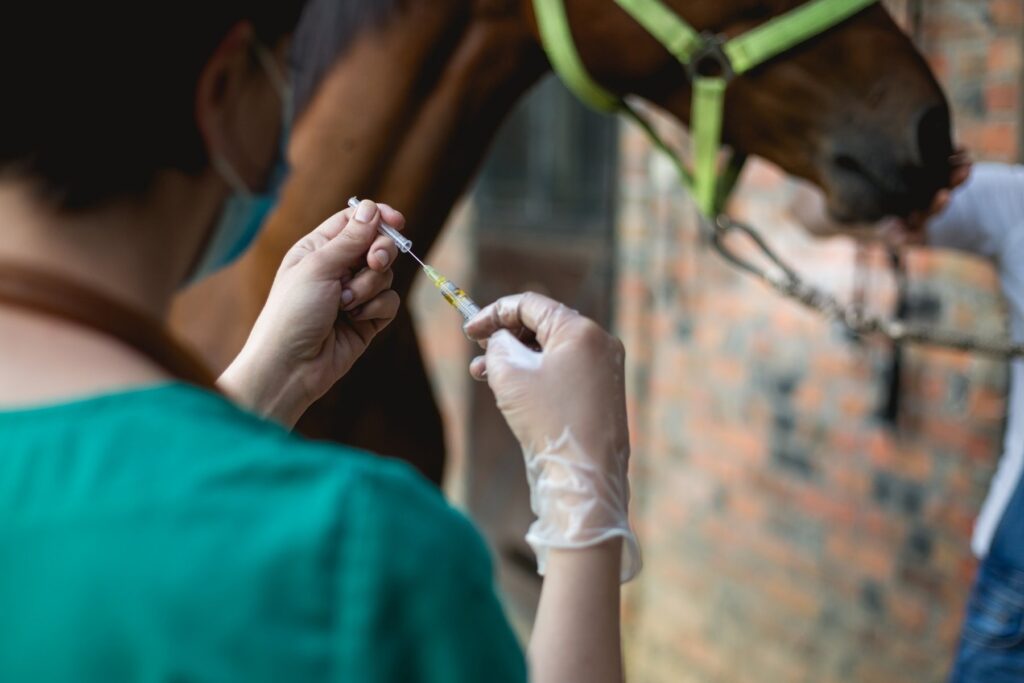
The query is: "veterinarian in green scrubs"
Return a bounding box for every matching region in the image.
[0,3,638,682]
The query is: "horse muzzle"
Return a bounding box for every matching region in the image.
[822,103,955,223]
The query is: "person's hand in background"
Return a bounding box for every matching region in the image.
[219,200,402,427]
[790,151,972,245]
[904,150,973,232]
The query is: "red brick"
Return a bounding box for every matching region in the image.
[989,36,1022,73]
[968,387,1008,421]
[930,503,977,539]
[929,53,952,81]
[990,0,1024,27]
[826,533,896,582]
[867,431,901,470]
[979,121,1018,159]
[828,462,871,498]
[890,591,930,634]
[892,446,934,480]
[966,434,1000,464]
[796,486,858,526]
[985,81,1019,113]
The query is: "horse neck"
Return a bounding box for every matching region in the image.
[255,0,549,296]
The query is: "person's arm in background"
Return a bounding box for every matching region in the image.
[926,164,1024,361]
[921,163,1024,258]
[529,542,624,683]
[465,294,642,683]
[789,162,1024,319]
[787,156,1016,256]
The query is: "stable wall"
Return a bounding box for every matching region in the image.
[617,1,1023,681]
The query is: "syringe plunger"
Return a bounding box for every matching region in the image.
[347,197,413,253]
[346,197,480,324]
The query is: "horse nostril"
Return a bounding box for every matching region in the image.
[834,153,864,175]
[827,104,954,219]
[915,104,953,169]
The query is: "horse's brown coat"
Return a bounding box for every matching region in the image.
[171,0,953,483]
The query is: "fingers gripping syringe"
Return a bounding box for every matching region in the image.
[348,197,481,323]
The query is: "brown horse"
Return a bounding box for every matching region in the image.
[171,0,953,487]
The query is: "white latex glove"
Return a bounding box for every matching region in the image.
[465,293,641,583]
[219,200,401,427]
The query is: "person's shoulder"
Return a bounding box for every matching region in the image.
[169,387,477,548]
[343,452,491,574]
[327,458,524,682]
[152,387,491,574]
[84,384,435,513]
[115,383,366,464]
[97,383,483,558]
[166,388,515,675]
[156,384,485,549]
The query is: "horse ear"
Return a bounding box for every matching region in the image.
[289,0,406,118]
[194,22,254,156]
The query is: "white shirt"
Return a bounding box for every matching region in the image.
[928,162,1024,558]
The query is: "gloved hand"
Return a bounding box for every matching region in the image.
[219,200,401,427]
[464,293,641,583]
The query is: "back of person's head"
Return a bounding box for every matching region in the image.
[0,3,306,211]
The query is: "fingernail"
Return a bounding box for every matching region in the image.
[375,249,390,267]
[341,289,355,306]
[355,201,376,223]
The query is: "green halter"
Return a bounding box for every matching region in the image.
[532,0,879,216]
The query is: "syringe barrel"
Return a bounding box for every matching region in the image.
[347,197,413,253]
[436,280,481,322]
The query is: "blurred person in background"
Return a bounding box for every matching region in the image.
[0,4,638,682]
[792,158,1024,682]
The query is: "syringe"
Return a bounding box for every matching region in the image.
[348,197,481,323]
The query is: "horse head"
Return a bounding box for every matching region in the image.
[526,0,953,222]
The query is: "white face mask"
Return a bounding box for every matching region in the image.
[187,40,294,285]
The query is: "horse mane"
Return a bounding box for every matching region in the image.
[291,0,406,113]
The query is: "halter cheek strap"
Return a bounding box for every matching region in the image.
[532,0,879,216]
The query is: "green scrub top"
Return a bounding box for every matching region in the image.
[0,384,526,682]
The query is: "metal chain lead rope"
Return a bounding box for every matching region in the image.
[705,214,1024,359]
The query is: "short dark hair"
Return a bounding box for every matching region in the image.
[0,3,306,210]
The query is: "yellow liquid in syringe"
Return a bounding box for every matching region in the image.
[345,197,481,324]
[421,265,481,323]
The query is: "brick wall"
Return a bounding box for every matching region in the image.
[616,2,1023,681]
[922,0,1022,160]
